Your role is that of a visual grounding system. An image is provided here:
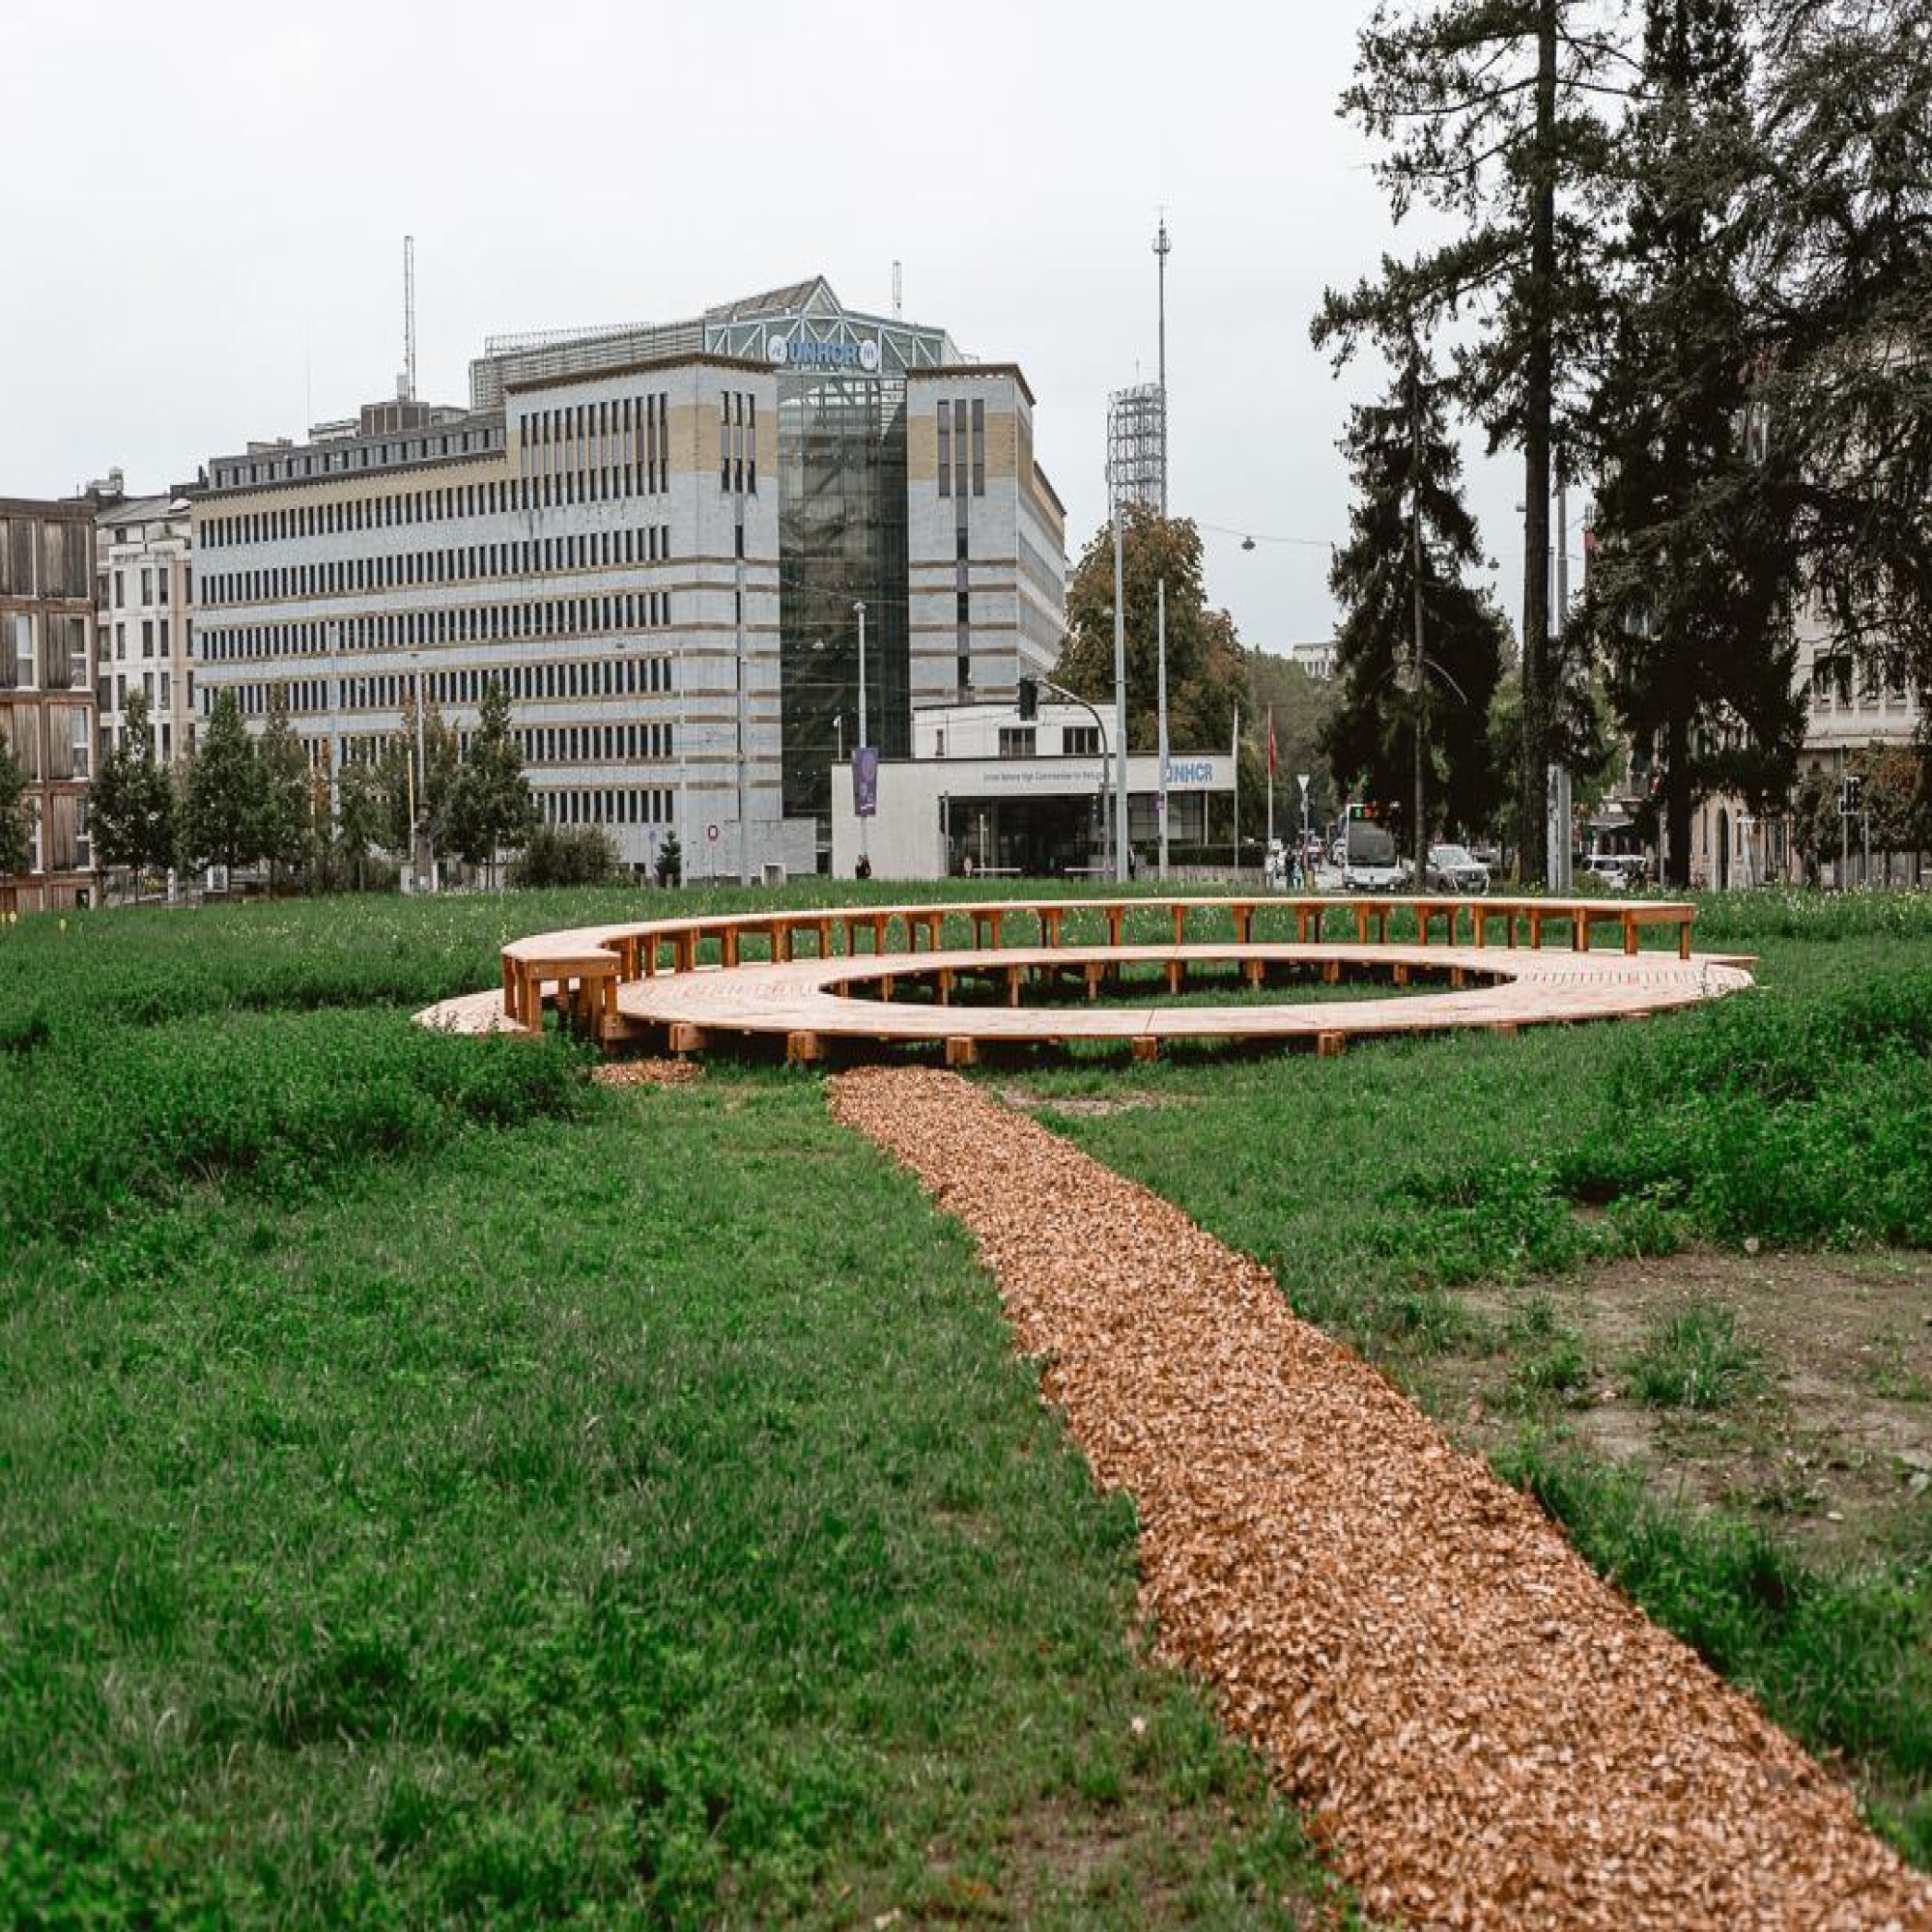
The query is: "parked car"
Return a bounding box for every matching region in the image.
[1581,852,1646,891]
[1426,843,1491,894]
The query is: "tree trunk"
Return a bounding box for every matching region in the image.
[1665,708,1692,890]
[1519,0,1558,888]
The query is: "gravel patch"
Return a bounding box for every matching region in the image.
[830,1065,1932,1932]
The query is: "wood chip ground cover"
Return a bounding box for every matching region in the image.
[830,1065,1932,1931]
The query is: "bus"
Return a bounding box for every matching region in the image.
[1333,802,1405,893]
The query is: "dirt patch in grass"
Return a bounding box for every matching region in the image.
[995,1084,1173,1119]
[1432,1248,1932,1562]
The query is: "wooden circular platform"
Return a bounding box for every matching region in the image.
[414,895,1752,1064]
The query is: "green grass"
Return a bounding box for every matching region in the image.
[1625,1305,1770,1411]
[0,893,1345,1928]
[1003,902,1932,1860]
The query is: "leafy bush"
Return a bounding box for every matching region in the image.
[509,826,621,889]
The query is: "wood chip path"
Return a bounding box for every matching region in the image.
[830,1066,1932,1932]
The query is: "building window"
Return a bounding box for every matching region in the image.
[998,726,1037,758]
[937,401,951,497]
[1063,726,1101,756]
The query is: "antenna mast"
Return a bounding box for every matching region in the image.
[892,259,902,318]
[1152,212,1172,515]
[403,235,417,404]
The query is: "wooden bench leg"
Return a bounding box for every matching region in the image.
[946,1037,980,1068]
[1132,1037,1160,1063]
[1166,959,1182,996]
[785,1031,821,1065]
[1317,1031,1346,1058]
[668,1022,707,1054]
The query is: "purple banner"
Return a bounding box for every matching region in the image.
[853,746,879,818]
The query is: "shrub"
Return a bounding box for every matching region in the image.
[509,826,621,889]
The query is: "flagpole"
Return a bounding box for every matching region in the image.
[1156,578,1170,883]
[1266,705,1275,867]
[1231,705,1240,876]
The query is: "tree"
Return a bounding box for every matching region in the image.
[1245,655,1343,834]
[655,826,683,889]
[373,734,417,859]
[334,759,387,892]
[1746,0,1932,694]
[1584,0,1805,887]
[443,678,535,885]
[181,690,264,877]
[1314,0,1627,882]
[0,733,30,885]
[256,688,311,894]
[89,692,175,893]
[1322,339,1506,865]
[1053,509,1252,757]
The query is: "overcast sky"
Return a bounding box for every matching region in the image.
[3,1,1544,653]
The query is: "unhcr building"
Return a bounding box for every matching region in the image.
[192,278,1066,878]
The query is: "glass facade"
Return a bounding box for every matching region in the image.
[777,372,909,840]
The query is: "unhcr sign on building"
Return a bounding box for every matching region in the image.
[767,336,882,373]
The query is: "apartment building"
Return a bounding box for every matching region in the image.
[97,491,195,764]
[0,497,98,910]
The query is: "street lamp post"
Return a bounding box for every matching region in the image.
[1156,577,1169,881]
[1110,490,1128,884]
[854,600,869,875]
[1298,773,1311,891]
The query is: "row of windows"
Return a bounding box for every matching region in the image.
[542,786,675,829]
[937,397,987,498]
[209,422,504,491]
[100,670,179,716]
[199,589,679,664]
[211,653,677,721]
[1809,659,1914,710]
[204,524,674,608]
[110,617,186,662]
[516,392,674,509]
[205,466,524,551]
[109,564,184,610]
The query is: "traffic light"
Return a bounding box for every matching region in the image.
[1840,773,1864,817]
[1017,676,1038,721]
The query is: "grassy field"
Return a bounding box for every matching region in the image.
[5,880,1930,1919]
[1002,891,1932,1861]
[0,890,1342,1929]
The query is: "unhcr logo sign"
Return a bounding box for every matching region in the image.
[767,335,882,373]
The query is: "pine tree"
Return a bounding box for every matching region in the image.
[182,691,265,877]
[1322,339,1507,867]
[1313,0,1628,882]
[255,688,312,895]
[1584,0,1805,886]
[1747,0,1932,691]
[334,759,386,891]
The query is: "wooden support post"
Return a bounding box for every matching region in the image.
[1243,957,1264,988]
[1006,964,1022,1009]
[1132,1036,1160,1063]
[945,1037,980,1068]
[1171,904,1188,945]
[1491,1021,1519,1037]
[879,974,895,1002]
[668,1022,707,1055]
[1317,1030,1347,1058]
[1394,962,1409,986]
[1166,958,1182,996]
[1085,961,1103,1003]
[937,968,952,1006]
[785,1031,821,1065]
[1680,920,1692,962]
[1450,966,1466,989]
[1323,959,1341,985]
[1624,914,1639,956]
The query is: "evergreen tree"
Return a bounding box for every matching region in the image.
[1747,0,1932,691]
[89,692,175,892]
[0,734,30,883]
[655,826,683,889]
[1322,339,1506,867]
[443,678,535,884]
[334,758,386,891]
[182,691,264,877]
[1313,0,1628,882]
[1584,0,1804,886]
[255,688,311,894]
[374,734,417,858]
